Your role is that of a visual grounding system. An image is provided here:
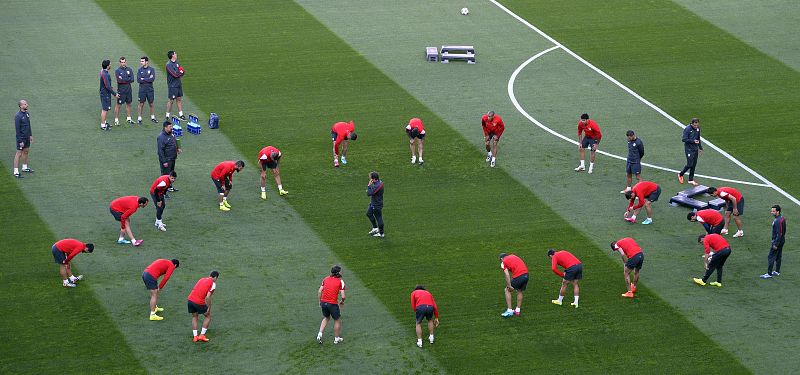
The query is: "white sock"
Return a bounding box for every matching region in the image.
[278,184,283,190]
[505,308,513,313]
[488,152,492,157]
[150,310,158,315]
[114,117,119,123]
[491,157,496,162]
[429,334,434,342]
[22,164,28,170]
[155,219,162,225]
[13,168,19,174]
[63,279,69,285]
[151,115,156,119]
[317,332,323,339]
[193,330,198,336]
[589,162,594,169]
[126,116,132,121]
[574,296,580,304]
[579,160,585,167]
[178,111,183,117]
[417,338,423,345]
[223,197,227,202]
[557,295,564,302]
[514,307,520,313]
[137,116,142,121]
[131,238,137,243]
[631,215,636,221]
[100,122,105,127]
[118,236,125,241]
[166,112,171,118]
[201,328,207,335]
[261,187,266,192]
[646,217,652,221]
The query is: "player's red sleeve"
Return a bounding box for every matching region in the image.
[120,207,137,228]
[159,265,175,289]
[551,257,564,277]
[64,248,83,264]
[631,191,646,210]
[703,238,711,254]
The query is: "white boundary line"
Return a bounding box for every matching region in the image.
[493,0,800,205]
[508,47,769,187]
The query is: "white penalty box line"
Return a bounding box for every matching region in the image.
[492,0,800,206]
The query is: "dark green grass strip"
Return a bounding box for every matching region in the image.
[501,0,800,197]
[97,0,749,372]
[0,172,145,374]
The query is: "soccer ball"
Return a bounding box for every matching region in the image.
[460,7,469,15]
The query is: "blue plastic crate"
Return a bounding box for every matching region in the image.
[187,122,201,135]
[173,124,183,137]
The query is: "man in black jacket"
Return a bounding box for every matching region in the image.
[366,171,385,238]
[621,130,644,194]
[13,100,33,178]
[678,118,702,186]
[157,121,181,192]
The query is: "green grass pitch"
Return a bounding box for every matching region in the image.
[1,0,797,374]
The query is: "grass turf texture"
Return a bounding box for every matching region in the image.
[94,0,748,373]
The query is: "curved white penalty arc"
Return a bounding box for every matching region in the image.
[507,46,771,188]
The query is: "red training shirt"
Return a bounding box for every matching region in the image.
[501,254,528,278]
[614,237,642,258]
[211,161,237,181]
[481,114,505,138]
[258,146,281,163]
[578,119,602,140]
[551,250,581,277]
[703,234,730,255]
[629,181,660,210]
[331,121,355,155]
[410,289,439,318]
[716,187,743,203]
[696,209,723,226]
[55,238,86,264]
[188,277,216,305]
[407,118,426,134]
[320,275,346,304]
[144,259,177,289]
[110,196,141,229]
[150,175,172,196]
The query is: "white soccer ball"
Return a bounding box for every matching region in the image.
[460,7,469,15]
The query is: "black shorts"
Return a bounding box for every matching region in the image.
[151,192,165,206]
[117,87,132,104]
[320,302,341,320]
[415,305,434,323]
[168,86,183,99]
[100,95,112,111]
[52,245,66,264]
[406,129,426,140]
[142,271,158,290]
[626,162,641,175]
[330,131,338,141]
[646,186,661,202]
[212,178,232,193]
[564,264,583,281]
[188,300,208,314]
[581,137,599,149]
[260,160,278,170]
[486,132,499,140]
[138,86,154,103]
[109,207,123,222]
[511,273,529,291]
[725,197,745,216]
[625,252,644,270]
[16,139,30,150]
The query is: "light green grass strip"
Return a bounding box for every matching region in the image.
[0,1,439,373]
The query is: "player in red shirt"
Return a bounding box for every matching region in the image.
[406,118,426,165]
[410,285,440,348]
[142,258,179,321]
[499,253,528,317]
[188,270,219,342]
[150,171,176,231]
[330,121,357,167]
[611,238,644,298]
[548,249,583,308]
[693,234,732,287]
[708,187,745,237]
[575,113,602,174]
[258,146,288,200]
[317,265,346,345]
[211,160,245,211]
[109,195,148,246]
[623,180,661,225]
[687,209,724,235]
[51,239,94,288]
[481,111,505,168]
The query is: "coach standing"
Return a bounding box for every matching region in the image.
[621,130,644,193]
[113,57,135,126]
[157,121,181,193]
[678,118,702,186]
[12,100,33,178]
[165,50,186,121]
[99,59,119,130]
[366,171,385,237]
[137,56,157,124]
[761,205,786,279]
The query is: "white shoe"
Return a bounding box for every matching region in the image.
[333,337,343,344]
[485,154,491,162]
[63,282,77,288]
[490,159,496,168]
[157,224,167,232]
[73,275,83,281]
[411,156,416,164]
[587,167,593,174]
[316,333,323,344]
[720,229,729,235]
[416,340,423,348]
[368,228,379,235]
[688,180,698,186]
[372,232,385,238]
[574,165,585,172]
[733,230,744,238]
[418,158,424,165]
[429,335,434,344]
